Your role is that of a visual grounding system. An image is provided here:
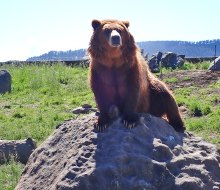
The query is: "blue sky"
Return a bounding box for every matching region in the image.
[0,0,219,61]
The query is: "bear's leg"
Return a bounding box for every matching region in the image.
[95,105,121,131]
[149,81,185,132]
[90,69,113,131]
[122,67,141,128]
[165,95,185,132]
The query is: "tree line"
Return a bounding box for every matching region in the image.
[26,40,220,61]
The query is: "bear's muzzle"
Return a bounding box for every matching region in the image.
[109,30,122,47]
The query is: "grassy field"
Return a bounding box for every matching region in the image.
[0,62,219,189]
[0,64,94,143]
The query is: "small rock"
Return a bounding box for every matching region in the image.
[82,104,92,109]
[0,138,36,164]
[209,56,220,71]
[0,69,11,94]
[72,104,97,114]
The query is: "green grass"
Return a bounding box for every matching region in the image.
[178,61,210,70]
[0,62,219,189]
[159,61,210,74]
[163,77,178,84]
[0,63,94,143]
[0,160,23,190]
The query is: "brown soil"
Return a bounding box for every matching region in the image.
[160,70,220,89]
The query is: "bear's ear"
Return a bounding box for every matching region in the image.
[92,20,101,30]
[123,21,130,28]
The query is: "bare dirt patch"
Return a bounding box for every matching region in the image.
[160,70,220,89]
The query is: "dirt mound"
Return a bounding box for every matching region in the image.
[161,70,220,89]
[16,114,220,190]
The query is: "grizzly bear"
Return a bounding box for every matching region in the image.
[88,19,185,132]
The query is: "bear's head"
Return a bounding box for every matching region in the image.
[88,19,136,64]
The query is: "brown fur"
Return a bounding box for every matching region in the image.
[88,19,185,132]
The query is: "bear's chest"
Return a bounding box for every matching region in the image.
[99,68,128,98]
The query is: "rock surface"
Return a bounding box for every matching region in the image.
[148,52,185,72]
[72,104,97,114]
[0,138,36,164]
[161,52,185,69]
[148,51,163,73]
[16,114,220,190]
[209,56,220,71]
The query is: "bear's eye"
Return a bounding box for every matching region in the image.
[116,29,122,34]
[104,28,111,36]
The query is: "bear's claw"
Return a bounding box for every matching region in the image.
[122,113,140,129]
[123,120,136,129]
[94,122,108,132]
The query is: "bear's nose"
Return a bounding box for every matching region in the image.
[110,30,122,47]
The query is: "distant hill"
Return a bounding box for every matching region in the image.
[26,40,220,61]
[138,40,220,58]
[27,49,87,61]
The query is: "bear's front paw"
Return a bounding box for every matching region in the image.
[122,113,140,129]
[94,122,109,132]
[94,115,110,132]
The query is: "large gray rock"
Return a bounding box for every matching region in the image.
[16,114,220,190]
[161,52,185,69]
[209,56,220,71]
[0,69,12,94]
[148,52,163,73]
